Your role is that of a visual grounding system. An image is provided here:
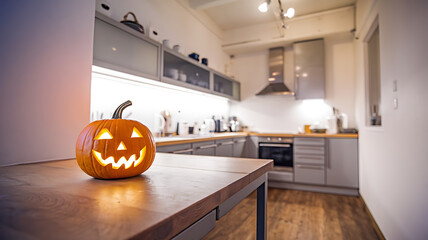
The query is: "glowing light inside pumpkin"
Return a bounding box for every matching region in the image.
[95,128,113,140]
[131,127,143,138]
[117,141,127,150]
[92,147,146,169]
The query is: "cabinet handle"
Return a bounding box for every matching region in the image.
[296,146,323,151]
[197,144,217,149]
[295,164,324,170]
[172,148,194,154]
[295,156,324,161]
[259,143,291,148]
[235,140,246,143]
[220,141,234,146]
[326,139,330,169]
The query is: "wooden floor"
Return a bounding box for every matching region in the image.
[204,188,379,240]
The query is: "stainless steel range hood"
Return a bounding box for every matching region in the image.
[256,47,294,96]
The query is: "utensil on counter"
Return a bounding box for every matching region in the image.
[229,116,241,132]
[311,128,327,133]
[120,12,144,33]
[154,113,166,137]
[203,119,215,133]
[161,110,174,136]
[178,121,189,136]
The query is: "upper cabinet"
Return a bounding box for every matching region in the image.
[93,13,240,101]
[213,71,241,101]
[162,48,211,93]
[93,13,161,81]
[293,39,325,100]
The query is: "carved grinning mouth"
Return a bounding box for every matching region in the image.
[92,147,146,169]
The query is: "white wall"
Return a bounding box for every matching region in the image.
[230,35,356,132]
[91,68,230,134]
[0,1,95,166]
[99,0,230,73]
[355,0,428,239]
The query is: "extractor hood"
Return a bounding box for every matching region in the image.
[256,47,294,96]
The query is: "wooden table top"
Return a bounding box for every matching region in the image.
[0,153,272,240]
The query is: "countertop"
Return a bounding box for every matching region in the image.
[155,132,248,146]
[0,153,272,239]
[155,132,358,146]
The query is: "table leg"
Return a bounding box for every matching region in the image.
[257,174,267,240]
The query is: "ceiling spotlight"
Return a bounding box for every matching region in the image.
[258,0,271,13]
[284,8,295,18]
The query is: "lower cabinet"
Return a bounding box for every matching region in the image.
[156,143,193,155]
[193,141,217,156]
[216,139,234,157]
[326,138,358,188]
[232,137,246,157]
[293,137,326,185]
[294,164,325,184]
[158,137,247,158]
[244,136,259,158]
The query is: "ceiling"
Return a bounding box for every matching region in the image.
[187,0,356,31]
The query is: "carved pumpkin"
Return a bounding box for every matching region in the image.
[76,100,156,179]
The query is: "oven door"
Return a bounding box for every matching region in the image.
[258,142,293,168]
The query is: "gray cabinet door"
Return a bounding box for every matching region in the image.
[157,144,193,155]
[244,136,259,158]
[294,164,325,184]
[193,141,217,156]
[216,139,234,157]
[294,39,325,99]
[327,138,358,188]
[212,72,241,101]
[93,15,160,80]
[232,137,246,157]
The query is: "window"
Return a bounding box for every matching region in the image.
[365,22,381,126]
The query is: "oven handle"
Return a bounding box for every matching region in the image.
[259,143,291,148]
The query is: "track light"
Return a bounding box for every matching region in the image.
[284,8,295,18]
[258,0,271,13]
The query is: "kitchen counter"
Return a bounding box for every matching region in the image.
[0,153,272,240]
[155,132,358,146]
[155,132,248,146]
[251,132,358,138]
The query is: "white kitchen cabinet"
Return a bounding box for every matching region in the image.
[326,138,358,188]
[294,39,325,99]
[216,139,234,157]
[193,141,217,156]
[157,143,193,155]
[93,13,161,81]
[232,137,246,157]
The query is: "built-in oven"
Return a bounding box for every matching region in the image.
[258,137,294,182]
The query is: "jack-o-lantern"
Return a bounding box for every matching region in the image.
[76,100,156,179]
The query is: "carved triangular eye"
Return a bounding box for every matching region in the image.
[95,128,113,140]
[131,127,143,138]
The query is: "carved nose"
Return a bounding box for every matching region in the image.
[117,141,127,150]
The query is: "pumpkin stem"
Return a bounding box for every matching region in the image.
[112,100,132,119]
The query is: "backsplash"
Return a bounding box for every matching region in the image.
[91,67,230,133]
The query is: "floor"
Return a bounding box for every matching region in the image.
[204,188,379,240]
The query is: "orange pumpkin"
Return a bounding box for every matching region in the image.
[76,100,156,179]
